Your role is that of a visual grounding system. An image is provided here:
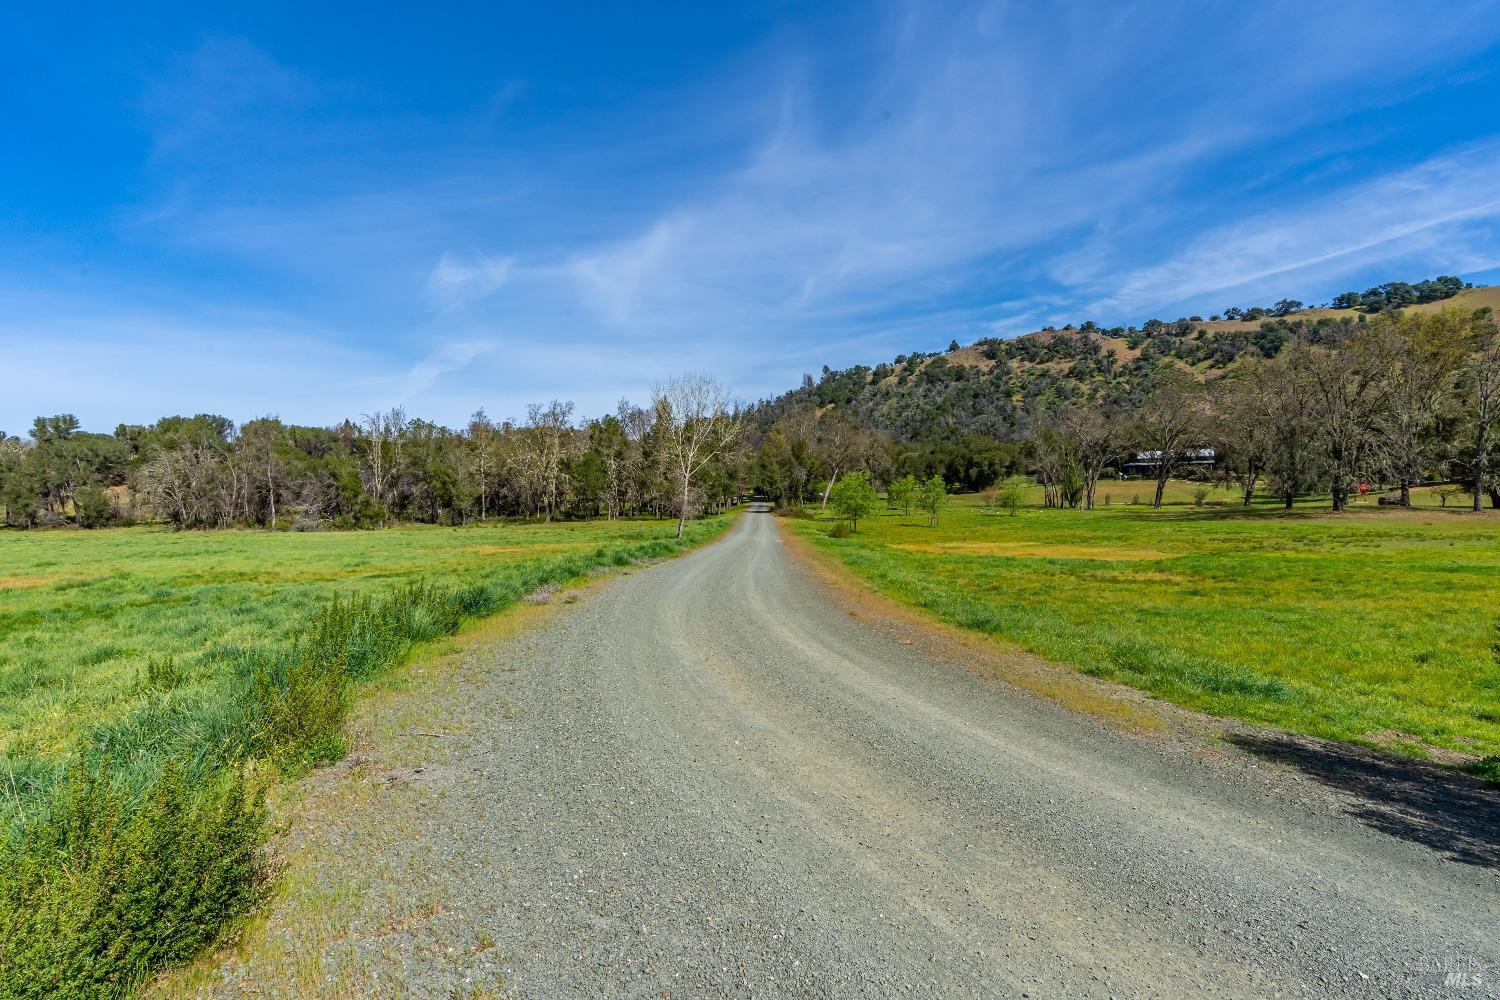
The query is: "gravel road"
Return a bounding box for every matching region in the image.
[190,505,1499,999]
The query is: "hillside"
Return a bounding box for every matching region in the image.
[761,281,1495,444]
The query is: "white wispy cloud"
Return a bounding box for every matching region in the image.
[426,252,514,311]
[1082,140,1500,318]
[397,339,499,397]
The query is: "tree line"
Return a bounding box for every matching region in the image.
[0,375,741,536]
[8,304,1498,531]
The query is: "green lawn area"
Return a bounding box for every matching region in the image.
[0,516,730,762]
[792,485,1500,763]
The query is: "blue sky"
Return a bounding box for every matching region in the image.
[4,1,1500,432]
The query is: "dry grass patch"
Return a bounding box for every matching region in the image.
[0,575,51,589]
[891,541,1171,561]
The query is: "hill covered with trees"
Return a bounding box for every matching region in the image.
[746,280,1500,512]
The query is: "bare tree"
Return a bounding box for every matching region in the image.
[587,413,630,520]
[237,416,286,529]
[1304,326,1399,511]
[1259,344,1323,508]
[1381,313,1467,506]
[466,408,499,520]
[652,375,741,539]
[1212,361,1278,506]
[814,409,869,512]
[1465,323,1500,511]
[1132,369,1206,508]
[1025,402,1077,509]
[613,399,656,516]
[515,400,576,522]
[1058,403,1127,509]
[135,445,227,529]
[358,407,406,522]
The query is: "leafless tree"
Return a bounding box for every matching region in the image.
[1304,326,1400,511]
[1058,403,1127,509]
[466,409,499,520]
[1211,361,1278,506]
[652,375,741,538]
[814,409,871,511]
[358,407,407,522]
[237,416,287,529]
[1132,369,1206,508]
[1380,313,1468,506]
[616,399,658,516]
[514,400,576,522]
[136,445,227,529]
[1024,401,1077,509]
[1465,323,1500,511]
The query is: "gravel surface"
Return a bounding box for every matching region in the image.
[185,505,1498,999]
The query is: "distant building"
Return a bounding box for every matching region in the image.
[1120,448,1217,478]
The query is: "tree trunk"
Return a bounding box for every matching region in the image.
[676,476,689,539]
[1153,474,1167,508]
[820,466,841,512]
[1399,481,1411,508]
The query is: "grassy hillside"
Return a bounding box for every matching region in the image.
[791,489,1500,767]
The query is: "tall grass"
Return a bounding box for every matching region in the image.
[0,514,734,997]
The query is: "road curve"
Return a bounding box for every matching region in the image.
[205,505,1499,999]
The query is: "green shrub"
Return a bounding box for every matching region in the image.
[249,647,349,774]
[827,521,853,539]
[1464,756,1500,782]
[0,759,265,999]
[73,486,115,529]
[773,504,814,519]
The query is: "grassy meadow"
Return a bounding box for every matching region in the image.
[0,517,728,765]
[792,482,1500,765]
[1,513,738,996]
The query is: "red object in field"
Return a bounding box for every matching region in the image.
[1357,483,1369,495]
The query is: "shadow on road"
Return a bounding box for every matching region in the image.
[1227,734,1500,869]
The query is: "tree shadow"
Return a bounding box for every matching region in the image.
[1226,733,1500,869]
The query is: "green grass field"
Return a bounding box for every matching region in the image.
[793,484,1500,764]
[0,517,729,763]
[0,513,740,994]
